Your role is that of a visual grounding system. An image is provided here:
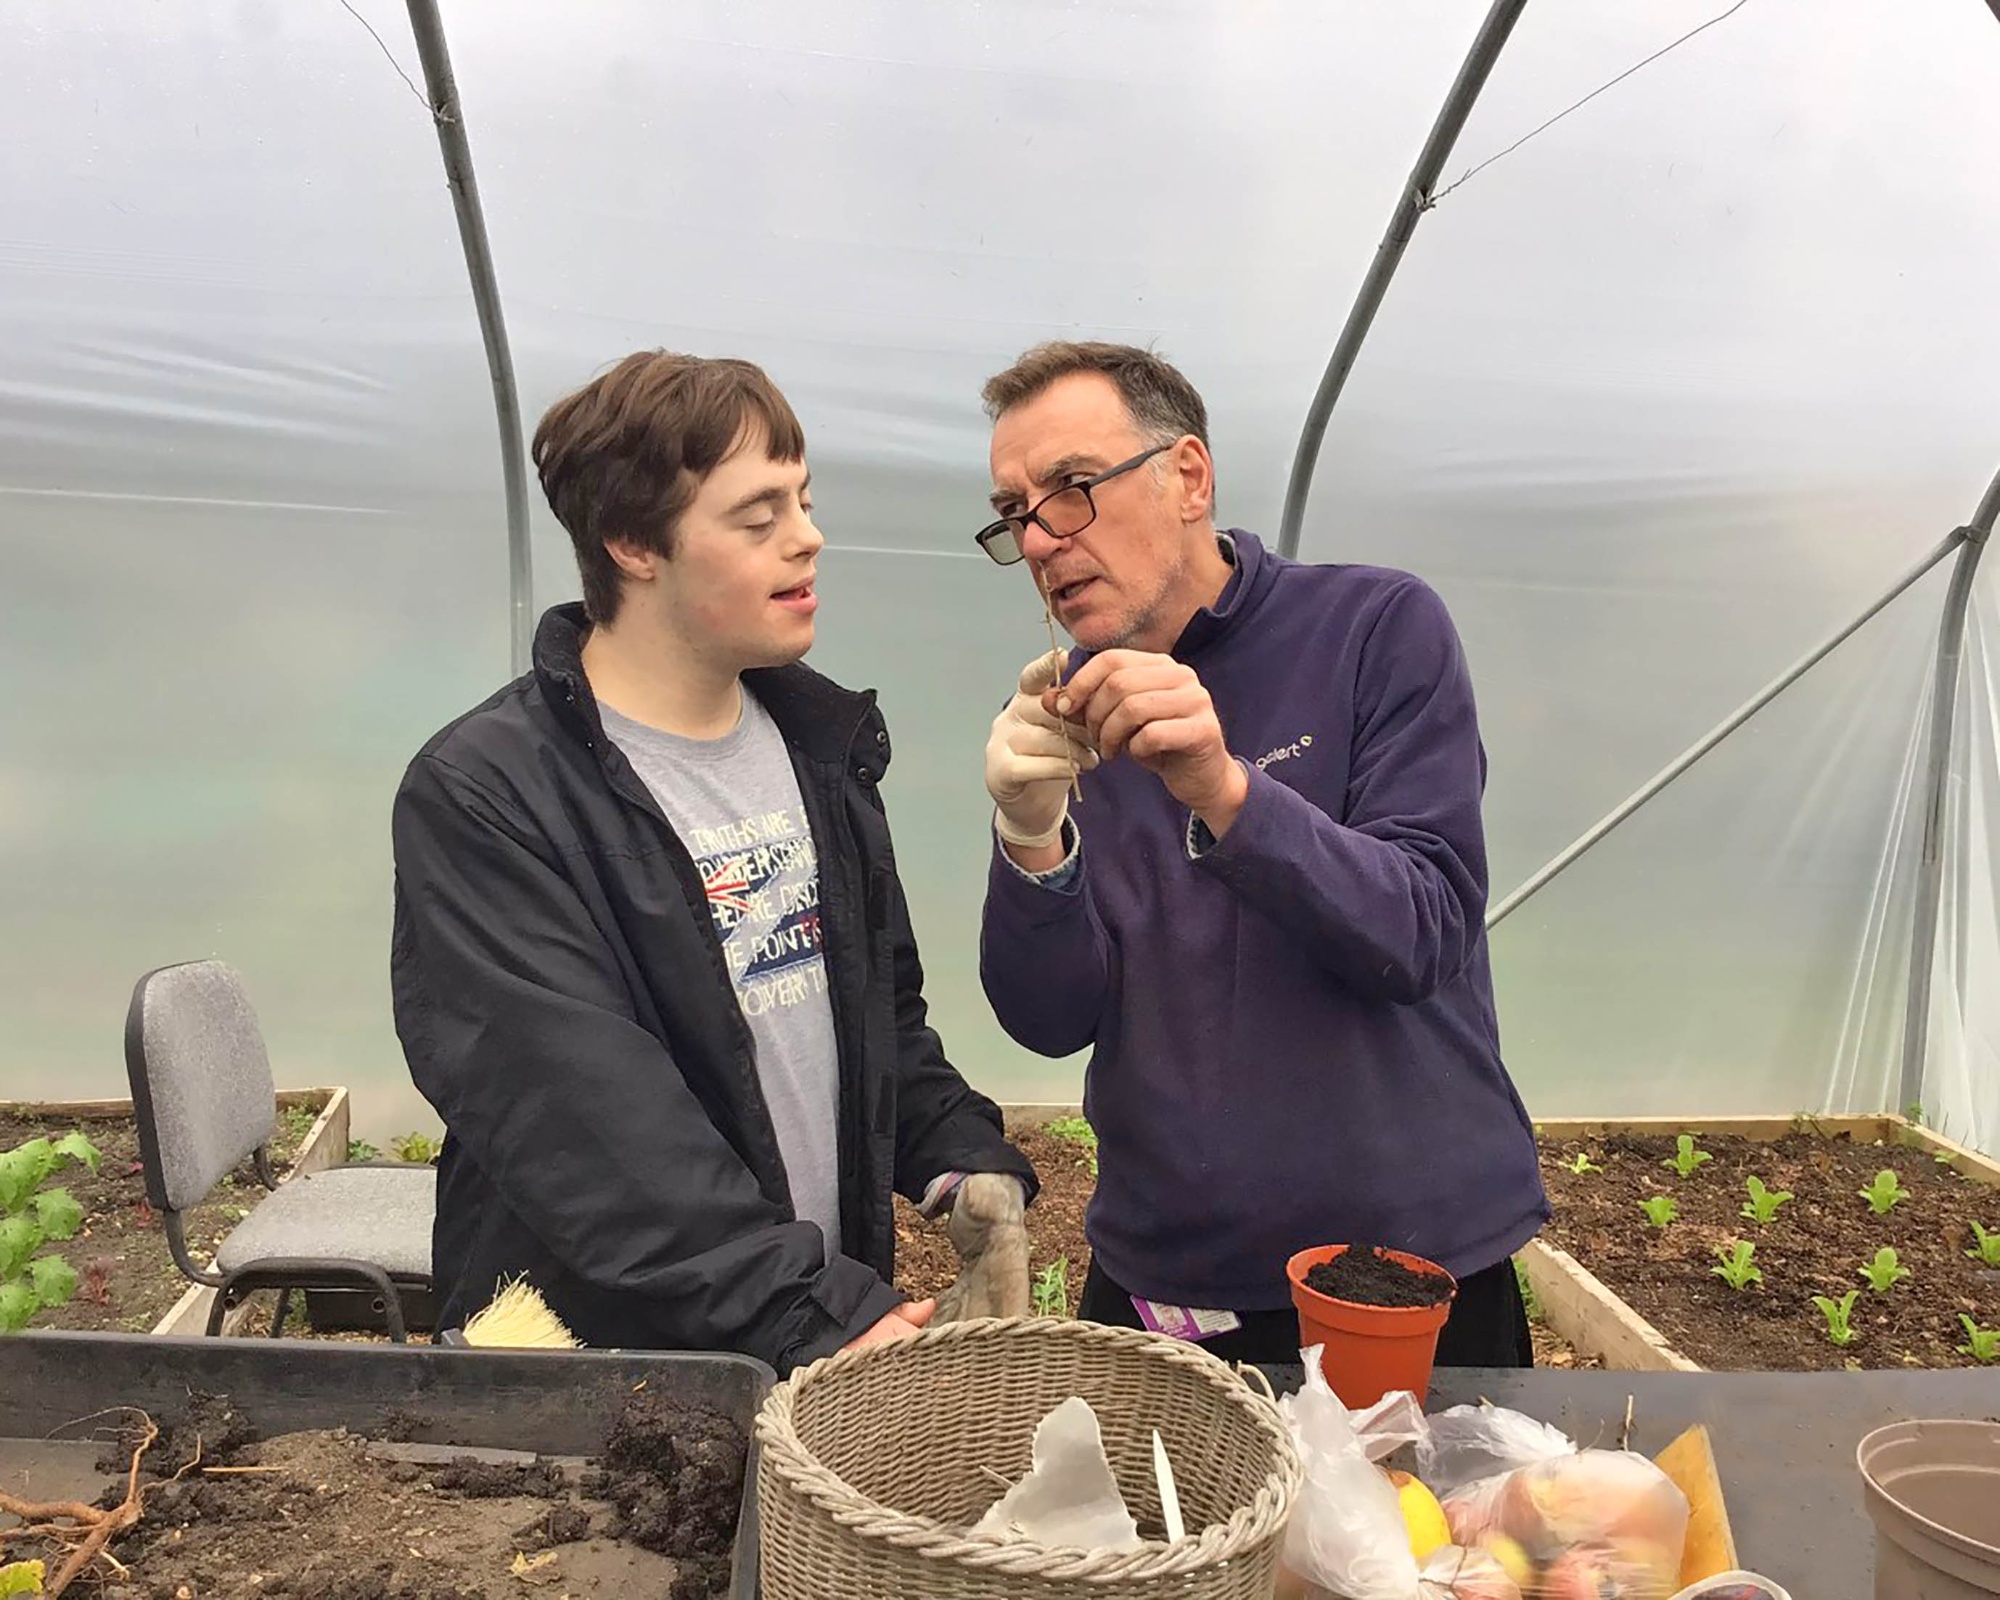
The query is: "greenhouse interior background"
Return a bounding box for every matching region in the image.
[4,0,1997,1154]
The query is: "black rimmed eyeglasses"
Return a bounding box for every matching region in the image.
[974,443,1174,566]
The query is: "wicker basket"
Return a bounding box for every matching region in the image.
[755,1316,1301,1598]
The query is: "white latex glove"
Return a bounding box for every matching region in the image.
[984,651,1100,850]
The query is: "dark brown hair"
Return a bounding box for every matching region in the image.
[532,351,806,623]
[980,340,1209,449]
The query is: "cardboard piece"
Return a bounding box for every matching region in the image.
[1654,1424,1738,1587]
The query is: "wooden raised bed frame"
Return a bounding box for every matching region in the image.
[1518,1114,2000,1372]
[0,1087,351,1336]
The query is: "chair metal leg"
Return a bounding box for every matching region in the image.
[381,1284,408,1344]
[205,1278,235,1337]
[201,1260,406,1339]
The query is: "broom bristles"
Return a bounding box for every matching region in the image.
[459,1276,582,1349]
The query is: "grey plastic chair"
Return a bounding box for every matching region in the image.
[123,959,436,1340]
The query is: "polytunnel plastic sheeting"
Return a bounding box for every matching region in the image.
[1296,0,2000,887]
[1907,559,2000,1155]
[1489,562,1943,1120]
[0,1,504,1134]
[1,1,1998,1141]
[1275,0,2000,1141]
[440,0,2000,1123]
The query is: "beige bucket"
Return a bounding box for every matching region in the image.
[1858,1419,2000,1599]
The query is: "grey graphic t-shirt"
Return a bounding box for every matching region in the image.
[599,692,842,1258]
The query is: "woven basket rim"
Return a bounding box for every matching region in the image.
[754,1316,1302,1582]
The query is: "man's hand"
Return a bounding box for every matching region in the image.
[985,651,1100,860]
[842,1296,936,1353]
[1047,650,1249,837]
[933,1174,1030,1322]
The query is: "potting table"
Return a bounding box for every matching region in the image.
[1266,1363,2000,1599]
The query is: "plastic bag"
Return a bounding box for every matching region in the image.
[1418,1545,1524,1599]
[1411,1402,1688,1596]
[1351,1389,1431,1463]
[1274,1348,1422,1599]
[1416,1403,1575,1496]
[1442,1449,1691,1597]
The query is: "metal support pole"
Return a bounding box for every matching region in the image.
[1487,528,1972,929]
[1276,0,1530,559]
[405,0,535,674]
[1897,463,2000,1113]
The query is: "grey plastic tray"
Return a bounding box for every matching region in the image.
[0,1329,771,1598]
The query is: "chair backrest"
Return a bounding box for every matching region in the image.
[123,960,277,1214]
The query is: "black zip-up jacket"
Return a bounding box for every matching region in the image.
[390,604,1035,1372]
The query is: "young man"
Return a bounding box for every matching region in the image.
[975,341,1547,1367]
[392,351,1034,1373]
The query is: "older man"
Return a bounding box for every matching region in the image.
[974,340,1546,1367]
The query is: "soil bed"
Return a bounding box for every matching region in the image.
[893,1121,1093,1315]
[897,1122,1593,1363]
[184,1115,1600,1366]
[1539,1128,2000,1371]
[0,1099,325,1333]
[233,1119,1093,1343]
[8,1389,744,1599]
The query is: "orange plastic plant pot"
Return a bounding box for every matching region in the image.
[1286,1244,1457,1410]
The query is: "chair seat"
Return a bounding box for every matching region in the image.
[215,1164,435,1280]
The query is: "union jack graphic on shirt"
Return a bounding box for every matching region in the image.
[702,854,758,916]
[684,815,825,1006]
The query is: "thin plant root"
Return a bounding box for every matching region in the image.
[1033,565,1084,804]
[0,1409,159,1597]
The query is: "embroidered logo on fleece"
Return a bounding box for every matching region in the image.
[1254,734,1316,770]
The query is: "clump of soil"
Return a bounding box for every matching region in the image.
[47,1391,749,1600]
[1540,1129,2000,1371]
[89,1391,257,1486]
[165,1390,257,1470]
[581,1390,745,1596]
[428,1457,565,1499]
[519,1502,593,1547]
[1304,1246,1455,1308]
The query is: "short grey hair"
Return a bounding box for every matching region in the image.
[980,340,1210,450]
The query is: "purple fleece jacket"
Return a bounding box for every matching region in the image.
[981,531,1547,1311]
